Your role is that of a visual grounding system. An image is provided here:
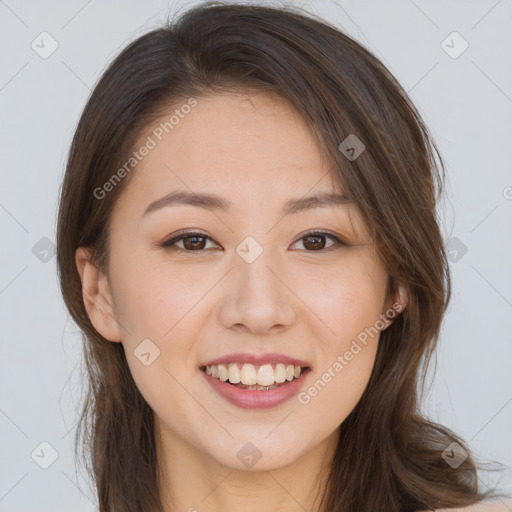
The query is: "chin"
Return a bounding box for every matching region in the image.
[205,433,308,472]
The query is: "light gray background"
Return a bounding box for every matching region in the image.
[1,0,511,510]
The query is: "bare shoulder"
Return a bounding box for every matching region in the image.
[418,501,512,512]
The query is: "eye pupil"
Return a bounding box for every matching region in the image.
[303,235,325,250]
[183,236,206,250]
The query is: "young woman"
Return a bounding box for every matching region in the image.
[56,2,510,511]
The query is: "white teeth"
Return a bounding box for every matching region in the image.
[228,363,240,384]
[257,364,275,386]
[203,362,306,385]
[241,363,257,385]
[275,363,286,383]
[218,364,228,382]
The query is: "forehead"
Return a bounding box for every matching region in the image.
[115,91,342,211]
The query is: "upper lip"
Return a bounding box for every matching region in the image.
[200,352,311,368]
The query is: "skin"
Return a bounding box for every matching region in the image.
[75,91,409,512]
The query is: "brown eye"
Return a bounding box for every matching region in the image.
[161,230,347,253]
[181,235,207,250]
[291,231,345,251]
[160,232,218,251]
[302,234,329,250]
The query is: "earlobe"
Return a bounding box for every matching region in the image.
[75,247,123,342]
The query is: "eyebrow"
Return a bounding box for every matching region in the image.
[141,190,353,218]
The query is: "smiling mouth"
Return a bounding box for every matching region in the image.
[200,363,310,390]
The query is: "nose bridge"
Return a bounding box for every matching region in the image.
[219,234,296,332]
[235,234,281,301]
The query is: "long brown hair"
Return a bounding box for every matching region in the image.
[56,2,508,510]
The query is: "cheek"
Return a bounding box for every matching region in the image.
[110,258,217,391]
[113,265,209,415]
[294,260,385,426]
[297,317,381,440]
[110,255,211,341]
[297,259,386,342]
[299,350,376,441]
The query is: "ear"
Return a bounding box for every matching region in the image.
[381,280,409,329]
[391,281,408,313]
[75,246,123,342]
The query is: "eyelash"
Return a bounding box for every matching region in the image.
[159,229,349,253]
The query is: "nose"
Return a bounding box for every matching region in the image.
[217,243,297,335]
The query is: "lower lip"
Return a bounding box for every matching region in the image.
[201,369,310,410]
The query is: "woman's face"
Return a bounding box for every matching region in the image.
[78,91,403,472]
